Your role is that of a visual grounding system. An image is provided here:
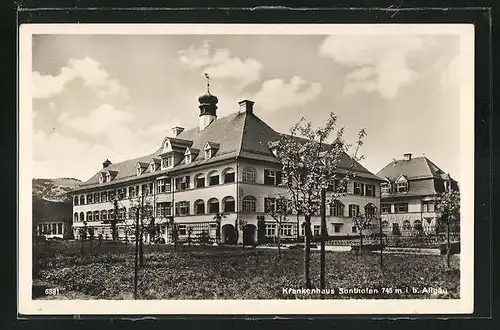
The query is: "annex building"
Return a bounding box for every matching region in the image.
[70,88,383,245]
[376,153,459,235]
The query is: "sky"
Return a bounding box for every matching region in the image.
[31,32,462,183]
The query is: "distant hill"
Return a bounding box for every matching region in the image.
[32,177,82,202]
[32,178,82,230]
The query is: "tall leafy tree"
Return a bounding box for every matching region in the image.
[271,112,366,289]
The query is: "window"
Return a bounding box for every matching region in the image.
[128,186,135,197]
[157,179,166,193]
[329,200,344,217]
[264,197,276,213]
[413,220,423,230]
[208,171,219,186]
[208,198,220,213]
[265,224,276,236]
[352,226,357,233]
[242,167,257,183]
[194,200,205,214]
[242,196,257,213]
[156,202,172,217]
[185,154,192,164]
[175,201,190,216]
[313,225,321,236]
[117,188,126,200]
[175,176,190,191]
[195,174,205,188]
[382,220,389,229]
[348,204,360,217]
[87,194,93,204]
[101,210,107,221]
[223,168,235,183]
[354,182,365,196]
[74,197,79,206]
[204,150,211,159]
[365,184,375,197]
[162,156,173,169]
[86,211,93,221]
[106,173,111,182]
[381,182,392,194]
[444,180,452,192]
[74,213,78,222]
[94,192,100,203]
[402,220,411,230]
[94,211,100,221]
[397,181,408,193]
[364,203,376,216]
[101,191,108,202]
[394,203,408,213]
[280,224,293,237]
[136,167,142,176]
[178,225,187,236]
[223,196,235,212]
[108,209,114,220]
[381,204,391,214]
[209,223,217,236]
[333,224,341,233]
[264,169,282,186]
[109,190,115,201]
[422,200,435,212]
[57,223,63,235]
[79,212,84,222]
[165,181,172,192]
[80,195,85,205]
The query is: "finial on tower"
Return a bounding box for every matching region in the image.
[204,72,210,93]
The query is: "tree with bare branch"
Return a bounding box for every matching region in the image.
[265,195,290,257]
[271,112,366,289]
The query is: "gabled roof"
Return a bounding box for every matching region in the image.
[376,156,452,181]
[74,109,382,191]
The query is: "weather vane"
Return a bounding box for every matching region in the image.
[204,72,210,93]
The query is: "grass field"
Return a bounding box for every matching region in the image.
[33,240,460,300]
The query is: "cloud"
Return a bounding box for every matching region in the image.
[319,35,426,99]
[57,103,134,137]
[252,76,322,112]
[177,41,263,89]
[32,57,129,100]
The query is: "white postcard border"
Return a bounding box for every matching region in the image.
[18,23,475,315]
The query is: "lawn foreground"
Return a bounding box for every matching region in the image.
[34,241,460,300]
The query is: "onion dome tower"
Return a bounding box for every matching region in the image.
[198,73,218,131]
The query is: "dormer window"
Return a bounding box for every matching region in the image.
[161,156,173,170]
[381,181,392,194]
[99,172,106,184]
[106,173,111,182]
[395,175,408,193]
[203,141,219,160]
[184,148,192,164]
[397,181,408,193]
[136,162,148,176]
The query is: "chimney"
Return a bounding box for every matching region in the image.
[172,126,185,137]
[238,100,254,114]
[403,153,412,161]
[102,159,112,168]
